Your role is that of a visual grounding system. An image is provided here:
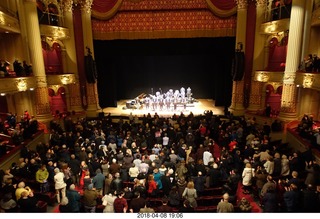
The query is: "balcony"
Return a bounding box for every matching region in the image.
[46,73,75,86]
[0,76,36,93]
[0,73,75,94]
[0,7,20,34]
[254,70,320,91]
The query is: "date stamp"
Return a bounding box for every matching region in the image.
[137,213,183,218]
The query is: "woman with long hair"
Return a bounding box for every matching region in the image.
[182,180,198,208]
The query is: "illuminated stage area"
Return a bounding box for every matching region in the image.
[101,99,224,117]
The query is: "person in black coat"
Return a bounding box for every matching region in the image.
[193,171,206,196]
[208,163,222,188]
[68,154,81,186]
[17,191,39,212]
[283,183,301,212]
[301,184,318,212]
[161,171,173,197]
[262,187,278,212]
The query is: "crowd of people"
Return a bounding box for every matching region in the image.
[0,110,319,213]
[0,111,38,158]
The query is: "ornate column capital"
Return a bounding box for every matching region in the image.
[75,0,93,14]
[235,0,248,10]
[60,0,73,13]
[283,72,296,84]
[256,0,268,7]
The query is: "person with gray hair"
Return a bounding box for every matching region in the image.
[54,167,67,204]
[217,193,234,213]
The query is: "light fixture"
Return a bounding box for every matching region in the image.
[29,88,34,91]
[16,78,27,91]
[303,74,315,88]
[0,93,5,96]
[60,75,72,85]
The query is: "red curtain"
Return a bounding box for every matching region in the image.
[92,0,119,13]
[207,0,236,10]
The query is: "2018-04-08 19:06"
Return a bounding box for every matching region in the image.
[137,213,183,218]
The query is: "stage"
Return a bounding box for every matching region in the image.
[101,99,224,118]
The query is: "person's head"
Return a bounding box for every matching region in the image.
[54,168,60,174]
[87,183,93,190]
[223,193,229,201]
[292,171,298,178]
[18,181,25,188]
[69,184,76,190]
[187,180,195,189]
[245,163,252,168]
[267,175,273,182]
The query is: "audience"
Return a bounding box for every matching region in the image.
[1,110,320,214]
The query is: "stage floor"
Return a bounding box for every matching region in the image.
[102,99,224,117]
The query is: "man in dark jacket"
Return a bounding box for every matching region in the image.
[110,172,123,194]
[66,184,81,212]
[83,183,98,213]
[68,154,80,186]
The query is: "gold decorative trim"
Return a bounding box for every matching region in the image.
[0,10,21,33]
[93,29,236,40]
[205,0,237,18]
[40,24,70,40]
[16,78,28,91]
[260,18,290,35]
[91,0,123,20]
[254,70,284,83]
[302,74,315,88]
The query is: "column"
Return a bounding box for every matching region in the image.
[23,0,52,122]
[247,0,268,113]
[62,1,83,113]
[229,0,248,116]
[80,0,101,117]
[278,0,305,121]
[300,0,313,61]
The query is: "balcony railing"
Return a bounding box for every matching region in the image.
[254,70,320,91]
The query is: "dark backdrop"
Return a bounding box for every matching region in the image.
[94,37,235,108]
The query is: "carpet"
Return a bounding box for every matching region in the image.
[235,182,263,213]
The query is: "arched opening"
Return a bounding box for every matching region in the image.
[48,87,67,116]
[265,84,282,117]
[42,42,63,74]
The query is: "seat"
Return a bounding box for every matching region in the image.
[36,200,48,212]
[207,205,218,213]
[194,206,208,212]
[204,187,223,196]
[147,198,163,208]
[199,196,222,206]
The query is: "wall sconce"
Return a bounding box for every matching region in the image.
[303,74,315,88]
[16,78,27,91]
[0,93,5,96]
[60,75,71,85]
[256,72,269,82]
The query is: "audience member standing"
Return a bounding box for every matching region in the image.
[54,167,67,204]
[217,193,234,213]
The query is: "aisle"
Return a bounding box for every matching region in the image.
[235,182,263,213]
